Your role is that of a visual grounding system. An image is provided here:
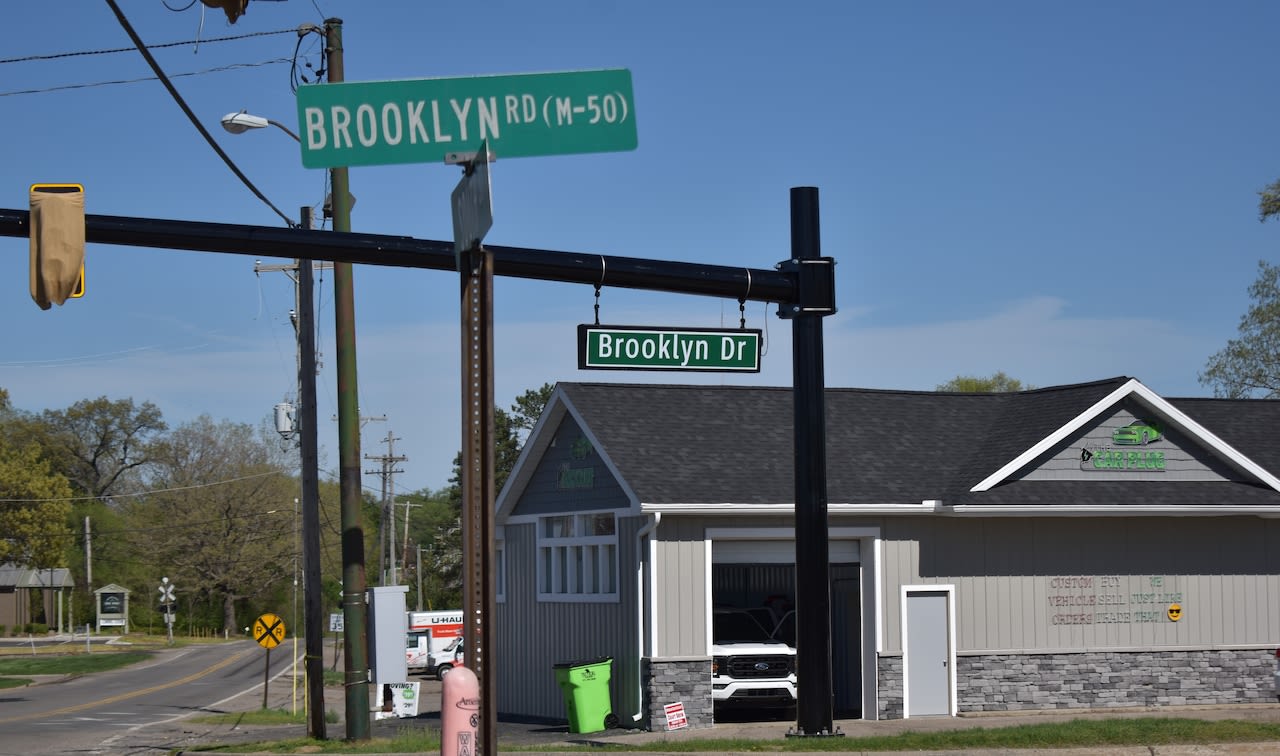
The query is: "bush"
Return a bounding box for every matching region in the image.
[23,623,49,635]
[0,625,6,637]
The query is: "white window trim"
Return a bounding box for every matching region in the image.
[536,510,621,603]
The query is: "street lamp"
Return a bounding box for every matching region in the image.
[222,110,327,739]
[221,110,300,142]
[221,111,353,217]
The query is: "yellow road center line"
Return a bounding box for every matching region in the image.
[0,647,255,725]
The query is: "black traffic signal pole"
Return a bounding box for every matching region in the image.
[0,209,797,301]
[780,187,838,737]
[0,191,839,735]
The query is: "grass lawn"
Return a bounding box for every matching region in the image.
[183,716,1280,753]
[0,676,33,688]
[192,708,340,726]
[0,650,151,677]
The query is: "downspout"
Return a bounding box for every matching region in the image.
[634,512,661,723]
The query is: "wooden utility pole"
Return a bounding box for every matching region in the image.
[365,432,406,584]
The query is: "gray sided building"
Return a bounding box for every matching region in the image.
[493,378,1280,729]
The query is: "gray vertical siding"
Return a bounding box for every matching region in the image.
[878,516,1280,655]
[652,517,711,656]
[496,515,644,723]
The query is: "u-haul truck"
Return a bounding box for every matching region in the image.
[405,610,463,670]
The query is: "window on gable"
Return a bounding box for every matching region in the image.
[537,511,619,602]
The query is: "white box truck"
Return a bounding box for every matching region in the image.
[405,610,463,671]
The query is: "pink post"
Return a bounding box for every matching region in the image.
[441,665,480,756]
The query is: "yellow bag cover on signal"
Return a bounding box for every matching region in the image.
[29,185,85,310]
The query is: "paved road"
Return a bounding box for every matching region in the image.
[0,639,296,755]
[9,644,1280,755]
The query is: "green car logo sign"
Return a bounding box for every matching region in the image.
[1080,419,1167,472]
[1112,420,1162,446]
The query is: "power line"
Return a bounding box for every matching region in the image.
[0,28,299,65]
[0,58,291,98]
[0,469,285,505]
[103,0,297,228]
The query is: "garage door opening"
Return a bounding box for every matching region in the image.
[711,539,862,718]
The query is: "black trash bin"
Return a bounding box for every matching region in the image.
[553,657,619,733]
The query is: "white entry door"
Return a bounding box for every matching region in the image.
[904,589,952,717]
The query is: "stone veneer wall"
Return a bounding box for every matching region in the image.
[878,649,1274,719]
[876,655,904,719]
[642,657,713,731]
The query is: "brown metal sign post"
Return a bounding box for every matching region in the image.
[453,145,498,754]
[459,246,497,753]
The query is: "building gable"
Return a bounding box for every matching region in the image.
[1018,399,1243,483]
[507,412,632,520]
[970,379,1280,495]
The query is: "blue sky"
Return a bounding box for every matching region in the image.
[2,1,1277,493]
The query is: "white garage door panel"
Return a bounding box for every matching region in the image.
[713,539,859,563]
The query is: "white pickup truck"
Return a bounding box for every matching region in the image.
[710,608,797,715]
[429,637,465,680]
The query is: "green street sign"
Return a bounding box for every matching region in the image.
[295,68,637,169]
[578,325,762,373]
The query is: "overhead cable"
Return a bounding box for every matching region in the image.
[103,0,296,228]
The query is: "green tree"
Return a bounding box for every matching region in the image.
[414,383,555,608]
[509,383,555,436]
[0,439,73,569]
[36,396,167,500]
[1200,260,1280,398]
[445,382,555,509]
[936,372,1032,392]
[400,486,463,610]
[1258,178,1280,222]
[1199,183,1280,398]
[126,416,294,632]
[65,496,135,628]
[0,388,73,570]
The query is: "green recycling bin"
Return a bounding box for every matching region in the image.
[553,657,619,733]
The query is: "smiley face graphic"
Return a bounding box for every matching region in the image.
[1167,603,1183,622]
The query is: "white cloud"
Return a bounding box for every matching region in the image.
[822,296,1212,396]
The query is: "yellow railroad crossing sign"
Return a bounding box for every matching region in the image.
[253,612,286,649]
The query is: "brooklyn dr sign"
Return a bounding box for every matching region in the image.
[578,325,762,372]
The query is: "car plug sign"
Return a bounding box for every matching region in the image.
[1079,419,1167,472]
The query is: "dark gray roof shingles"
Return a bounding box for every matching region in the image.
[557,379,1280,508]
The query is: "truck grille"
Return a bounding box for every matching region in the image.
[723,655,793,679]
